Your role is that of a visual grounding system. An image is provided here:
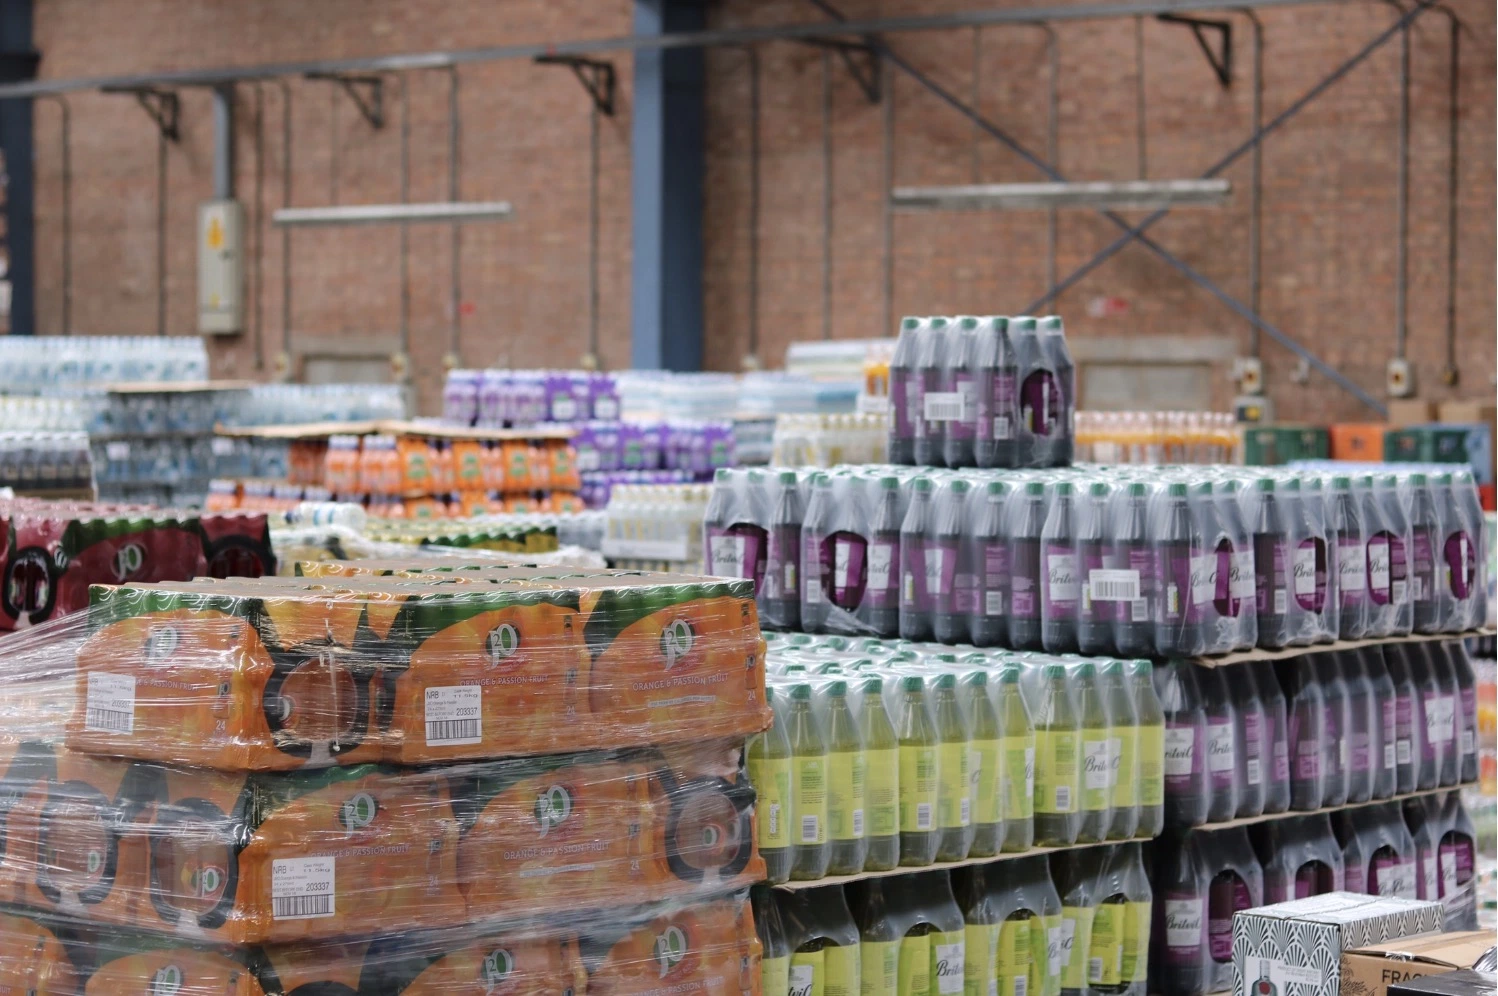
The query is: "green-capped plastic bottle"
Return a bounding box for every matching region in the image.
[750,683,795,883]
[1118,841,1153,996]
[1102,660,1139,841]
[826,679,869,876]
[1075,662,1112,844]
[998,666,1036,853]
[851,879,901,996]
[1051,849,1098,996]
[953,864,1001,996]
[1015,853,1065,996]
[1086,846,1128,996]
[756,885,793,996]
[897,674,940,866]
[782,885,863,996]
[934,672,973,862]
[890,871,967,996]
[1033,663,1081,847]
[965,671,1003,858]
[1130,660,1165,838]
[861,674,901,872]
[789,682,831,880]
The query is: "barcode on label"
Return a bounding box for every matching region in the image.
[85,709,133,733]
[1397,740,1412,765]
[1384,743,1396,770]
[426,719,480,745]
[917,802,933,830]
[924,392,966,422]
[994,416,1013,440]
[273,895,333,919]
[960,798,971,824]
[767,803,780,837]
[1054,785,1070,810]
[1246,758,1262,786]
[1088,569,1140,601]
[986,590,1004,616]
[1130,598,1148,621]
[800,815,819,843]
[1014,976,1027,996]
[1089,959,1104,983]
[1274,589,1287,614]
[1461,730,1474,755]
[853,809,865,837]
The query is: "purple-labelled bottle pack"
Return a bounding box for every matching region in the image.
[887,313,1074,469]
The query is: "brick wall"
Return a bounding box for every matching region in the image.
[26,0,1496,421]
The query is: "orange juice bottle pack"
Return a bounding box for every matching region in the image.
[0,563,769,993]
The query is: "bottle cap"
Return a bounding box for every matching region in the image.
[1127,482,1147,497]
[1168,482,1187,497]
[987,480,1008,498]
[747,469,764,484]
[791,683,812,700]
[1054,481,1073,497]
[715,468,732,482]
[1283,478,1300,492]
[815,473,832,488]
[1192,481,1213,495]
[1408,472,1427,486]
[1026,481,1046,497]
[999,666,1021,684]
[1074,661,1095,678]
[1043,663,1067,680]
[1358,474,1375,487]
[901,317,923,330]
[778,470,798,485]
[1256,477,1275,493]
[1128,659,1154,677]
[950,479,970,495]
[960,316,980,330]
[863,675,885,693]
[931,317,950,328]
[1011,316,1038,332]
[827,680,848,696]
[935,673,957,689]
[913,477,933,494]
[1089,482,1110,497]
[933,653,958,663]
[880,475,900,490]
[1332,475,1351,490]
[1038,316,1064,334]
[901,675,926,692]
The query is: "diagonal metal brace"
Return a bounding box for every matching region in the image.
[535,55,616,116]
[305,72,384,128]
[796,38,881,103]
[1157,13,1232,86]
[104,86,180,141]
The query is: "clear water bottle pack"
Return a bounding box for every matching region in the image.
[889,315,1075,470]
[704,464,1489,654]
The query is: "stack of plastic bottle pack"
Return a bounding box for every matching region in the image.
[703,464,1490,653]
[749,636,1166,885]
[752,843,1155,996]
[0,564,772,994]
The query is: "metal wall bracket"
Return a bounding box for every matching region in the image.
[105,86,180,141]
[535,54,616,116]
[305,72,384,128]
[797,38,880,103]
[1157,13,1232,86]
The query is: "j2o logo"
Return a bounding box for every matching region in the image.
[486,624,520,665]
[481,948,514,988]
[150,965,184,995]
[654,925,688,977]
[660,620,694,670]
[112,542,146,582]
[534,785,573,837]
[339,792,379,831]
[144,626,179,661]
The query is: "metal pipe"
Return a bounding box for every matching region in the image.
[1044,25,1058,296]
[448,66,463,361]
[1023,0,1434,314]
[156,111,168,336]
[881,54,894,336]
[273,201,513,226]
[277,78,292,365]
[1443,12,1458,382]
[1245,9,1263,357]
[40,95,71,334]
[747,47,761,362]
[398,74,410,358]
[0,0,1356,101]
[822,48,833,341]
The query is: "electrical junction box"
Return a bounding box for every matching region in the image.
[198,199,244,335]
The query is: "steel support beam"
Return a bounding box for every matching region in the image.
[631,0,704,372]
[0,0,1366,102]
[0,0,37,334]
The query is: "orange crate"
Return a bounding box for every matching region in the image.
[1329,423,1385,462]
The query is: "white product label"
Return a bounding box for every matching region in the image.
[1130,597,1149,621]
[1046,553,1079,602]
[766,803,780,838]
[852,809,865,837]
[710,535,746,579]
[807,570,824,605]
[1230,551,1257,598]
[1166,583,1180,616]
[1367,537,1391,594]
[210,436,235,456]
[1107,737,1122,785]
[835,539,857,590]
[1422,855,1438,900]
[916,802,933,831]
[1392,579,1408,604]
[1054,784,1071,812]
[105,441,131,460]
[801,814,820,843]
[271,856,335,919]
[1246,758,1262,786]
[985,589,1004,616]
[551,395,578,421]
[1047,926,1062,977]
[1058,919,1077,965]
[1025,747,1036,800]
[1164,899,1203,948]
[1293,546,1317,596]
[1084,739,1111,790]
[790,965,815,996]
[924,392,966,422]
[1207,722,1235,772]
[1274,589,1288,614]
[85,673,136,734]
[424,685,482,746]
[1384,741,1396,770]
[1426,695,1455,744]
[1440,854,1458,899]
[1088,568,1140,602]
[1339,543,1367,594]
[1397,739,1412,765]
[1189,554,1217,606]
[926,547,947,595]
[1244,957,1322,991]
[784,563,797,595]
[868,542,894,590]
[1164,728,1195,776]
[1378,860,1415,899]
[993,415,1013,440]
[1461,728,1474,755]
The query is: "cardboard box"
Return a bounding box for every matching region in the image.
[1331,424,1386,462]
[1233,893,1443,996]
[1343,931,1495,996]
[1438,401,1497,426]
[1389,401,1438,427]
[1389,970,1497,996]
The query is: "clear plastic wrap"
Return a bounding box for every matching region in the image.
[0,891,761,995]
[0,570,769,770]
[0,739,762,945]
